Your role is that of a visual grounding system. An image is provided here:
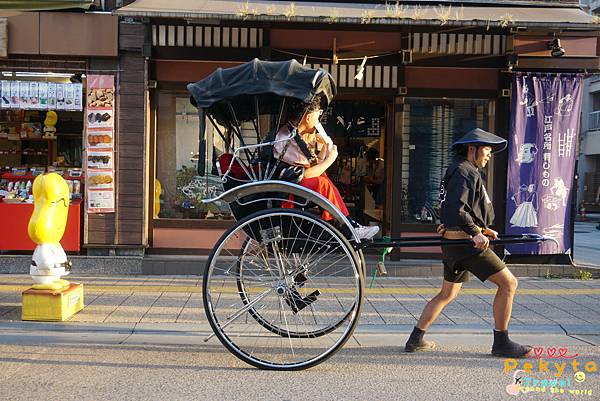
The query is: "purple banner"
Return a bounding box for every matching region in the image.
[505,74,582,255]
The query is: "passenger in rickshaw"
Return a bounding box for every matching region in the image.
[273,94,380,240]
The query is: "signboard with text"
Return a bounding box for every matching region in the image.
[85,75,115,213]
[505,74,582,255]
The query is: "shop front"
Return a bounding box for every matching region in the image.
[147,31,398,254]
[0,74,85,251]
[116,0,600,261]
[152,90,391,253]
[0,11,118,254]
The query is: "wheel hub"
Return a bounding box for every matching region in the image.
[275,283,287,295]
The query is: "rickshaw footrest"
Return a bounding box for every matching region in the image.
[285,289,321,313]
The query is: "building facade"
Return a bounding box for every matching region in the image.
[578,0,600,213]
[1,0,599,270]
[0,3,121,256]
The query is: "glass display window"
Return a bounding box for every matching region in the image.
[154,94,388,226]
[156,93,238,220]
[321,100,386,225]
[400,98,491,224]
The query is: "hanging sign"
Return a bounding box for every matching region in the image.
[85,75,115,213]
[505,74,583,255]
[0,80,82,111]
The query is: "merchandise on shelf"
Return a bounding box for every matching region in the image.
[0,167,83,203]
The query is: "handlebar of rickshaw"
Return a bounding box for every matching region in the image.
[364,234,559,287]
[363,233,558,249]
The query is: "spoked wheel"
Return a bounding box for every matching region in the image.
[236,237,361,338]
[203,208,364,370]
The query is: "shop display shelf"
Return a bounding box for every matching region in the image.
[0,199,81,251]
[17,137,55,141]
[1,172,84,181]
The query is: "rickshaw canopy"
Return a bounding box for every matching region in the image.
[187,58,337,124]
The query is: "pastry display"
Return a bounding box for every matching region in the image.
[89,174,113,186]
[87,88,114,108]
[85,78,115,212]
[87,111,112,124]
[87,155,111,164]
[87,134,112,146]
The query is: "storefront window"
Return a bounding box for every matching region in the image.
[155,94,387,224]
[321,100,386,226]
[401,98,490,224]
[0,75,85,252]
[155,94,233,220]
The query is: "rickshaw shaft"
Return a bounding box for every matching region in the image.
[363,237,546,249]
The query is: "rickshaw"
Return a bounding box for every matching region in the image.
[187,59,555,371]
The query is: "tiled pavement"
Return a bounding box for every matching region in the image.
[1,274,600,332]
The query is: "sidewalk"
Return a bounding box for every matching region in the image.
[1,274,599,347]
[1,220,597,276]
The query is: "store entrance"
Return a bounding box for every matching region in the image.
[0,75,85,252]
[320,99,387,230]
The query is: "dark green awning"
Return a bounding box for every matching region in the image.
[0,1,93,11]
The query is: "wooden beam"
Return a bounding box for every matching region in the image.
[517,56,600,70]
[0,18,6,58]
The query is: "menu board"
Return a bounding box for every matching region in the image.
[0,80,83,111]
[1,81,9,108]
[85,75,115,213]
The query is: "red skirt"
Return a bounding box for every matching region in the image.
[282,173,349,221]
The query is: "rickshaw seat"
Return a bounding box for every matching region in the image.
[217,153,250,181]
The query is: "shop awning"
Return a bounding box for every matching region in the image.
[116,0,598,29]
[0,1,93,10]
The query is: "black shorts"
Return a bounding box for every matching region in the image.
[443,248,506,283]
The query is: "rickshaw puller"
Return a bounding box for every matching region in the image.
[404,128,532,358]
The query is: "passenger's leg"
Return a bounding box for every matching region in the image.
[298,173,349,220]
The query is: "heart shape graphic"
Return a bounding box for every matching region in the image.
[533,347,544,358]
[506,384,520,396]
[547,347,557,358]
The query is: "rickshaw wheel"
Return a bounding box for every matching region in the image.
[203,208,363,370]
[236,237,364,338]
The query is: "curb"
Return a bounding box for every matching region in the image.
[1,254,599,278]
[1,321,598,336]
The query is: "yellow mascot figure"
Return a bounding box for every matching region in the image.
[27,173,72,290]
[154,178,161,219]
[43,110,58,139]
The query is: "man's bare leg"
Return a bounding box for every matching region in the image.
[416,280,463,330]
[486,268,531,357]
[487,269,518,330]
[405,280,462,352]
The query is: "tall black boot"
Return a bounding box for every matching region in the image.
[405,326,436,353]
[491,329,532,358]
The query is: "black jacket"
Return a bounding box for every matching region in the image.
[439,158,496,264]
[440,158,495,236]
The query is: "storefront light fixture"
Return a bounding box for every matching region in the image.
[13,72,83,79]
[548,36,565,58]
[69,74,83,83]
[1,71,13,77]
